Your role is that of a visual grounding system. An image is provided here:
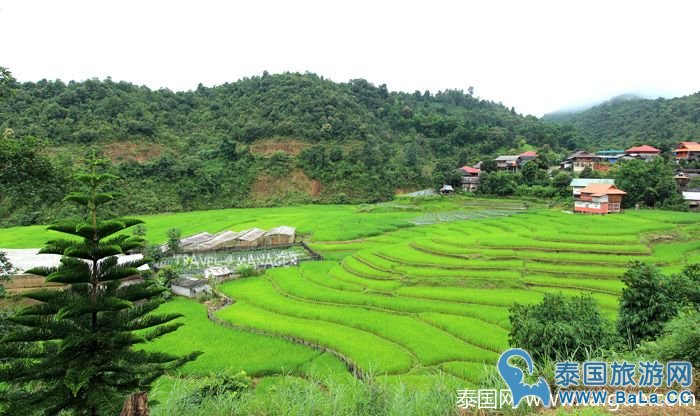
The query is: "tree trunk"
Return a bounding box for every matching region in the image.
[120,392,149,416]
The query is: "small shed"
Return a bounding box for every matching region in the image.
[204,266,232,282]
[439,184,454,195]
[180,232,214,251]
[191,230,242,252]
[235,228,266,248]
[171,277,211,298]
[264,226,296,246]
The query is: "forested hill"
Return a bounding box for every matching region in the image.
[543,93,700,148]
[0,72,576,226]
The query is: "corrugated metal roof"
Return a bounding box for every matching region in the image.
[237,228,266,241]
[495,155,521,161]
[195,230,243,250]
[3,250,148,273]
[566,151,598,159]
[265,226,296,236]
[180,232,214,247]
[172,277,207,289]
[205,266,231,277]
[570,178,615,187]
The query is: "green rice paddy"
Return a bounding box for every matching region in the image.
[4,197,699,392]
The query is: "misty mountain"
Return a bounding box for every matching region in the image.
[543,92,700,147]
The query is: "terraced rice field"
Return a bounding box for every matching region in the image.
[210,208,700,385]
[12,198,697,388]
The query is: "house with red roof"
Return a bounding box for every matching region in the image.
[574,183,626,214]
[519,151,538,162]
[625,145,661,160]
[458,165,481,192]
[673,142,700,162]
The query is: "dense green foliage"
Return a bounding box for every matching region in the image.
[617,262,683,347]
[611,158,686,209]
[0,72,581,226]
[0,162,200,415]
[544,93,700,147]
[638,308,700,368]
[508,293,615,361]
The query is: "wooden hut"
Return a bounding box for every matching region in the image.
[235,228,266,248]
[263,226,296,246]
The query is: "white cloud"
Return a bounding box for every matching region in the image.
[1,0,699,116]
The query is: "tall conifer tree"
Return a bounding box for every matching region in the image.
[0,157,200,415]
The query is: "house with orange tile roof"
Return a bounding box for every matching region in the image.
[574,183,626,214]
[625,145,661,161]
[673,142,700,161]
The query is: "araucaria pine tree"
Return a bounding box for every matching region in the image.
[0,158,200,415]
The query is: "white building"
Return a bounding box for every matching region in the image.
[170,277,211,298]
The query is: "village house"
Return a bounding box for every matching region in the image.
[682,191,700,212]
[561,151,599,173]
[569,178,615,198]
[495,155,521,172]
[458,165,480,192]
[519,151,538,163]
[574,183,626,214]
[625,145,661,160]
[673,142,700,162]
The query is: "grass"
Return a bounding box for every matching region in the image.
[215,301,414,374]
[0,204,417,249]
[139,298,328,376]
[218,277,497,365]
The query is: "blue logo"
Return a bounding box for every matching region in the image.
[497,348,552,408]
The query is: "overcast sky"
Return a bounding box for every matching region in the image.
[1,0,699,116]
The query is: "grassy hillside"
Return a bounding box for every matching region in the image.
[0,72,578,227]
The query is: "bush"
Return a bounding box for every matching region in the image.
[237,265,260,278]
[617,262,682,347]
[637,308,700,367]
[509,293,617,362]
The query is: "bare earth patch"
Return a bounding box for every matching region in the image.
[249,138,311,156]
[250,169,321,200]
[103,141,165,163]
